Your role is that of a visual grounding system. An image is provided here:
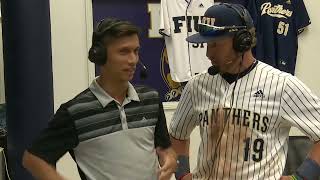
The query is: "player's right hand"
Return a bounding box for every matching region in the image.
[181,173,192,180]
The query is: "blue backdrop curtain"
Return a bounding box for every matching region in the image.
[1,0,54,179]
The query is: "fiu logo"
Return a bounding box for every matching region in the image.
[201,17,215,26]
[261,2,293,19]
[172,16,202,33]
[160,46,183,101]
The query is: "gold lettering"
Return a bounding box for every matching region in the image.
[201,17,215,26]
[210,18,215,26]
[207,18,212,25]
[261,2,293,19]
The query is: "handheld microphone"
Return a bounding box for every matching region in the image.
[208,66,220,76]
[139,61,148,80]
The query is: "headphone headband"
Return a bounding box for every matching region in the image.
[93,19,125,42]
[222,3,253,30]
[220,3,253,53]
[88,18,140,65]
[89,18,125,65]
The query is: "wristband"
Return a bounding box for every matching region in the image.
[290,174,303,180]
[178,173,192,180]
[175,155,190,180]
[296,157,320,180]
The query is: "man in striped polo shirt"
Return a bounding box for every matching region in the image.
[22,18,177,180]
[170,3,320,180]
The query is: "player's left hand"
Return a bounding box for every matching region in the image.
[157,147,177,180]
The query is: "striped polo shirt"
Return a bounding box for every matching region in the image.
[29,78,171,180]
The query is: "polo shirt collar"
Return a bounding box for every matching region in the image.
[89,77,140,107]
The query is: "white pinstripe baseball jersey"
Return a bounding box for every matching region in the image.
[170,61,320,179]
[159,0,214,82]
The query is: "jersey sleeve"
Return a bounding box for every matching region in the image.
[293,0,311,34]
[154,102,171,149]
[159,0,171,37]
[27,104,79,165]
[281,76,320,141]
[169,81,198,140]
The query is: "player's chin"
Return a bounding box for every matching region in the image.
[122,71,135,80]
[125,73,135,81]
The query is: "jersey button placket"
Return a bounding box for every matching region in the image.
[220,83,229,108]
[223,83,235,109]
[118,105,128,130]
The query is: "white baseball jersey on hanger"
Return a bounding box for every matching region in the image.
[170,61,320,179]
[159,0,214,82]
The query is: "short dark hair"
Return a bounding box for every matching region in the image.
[95,18,140,48]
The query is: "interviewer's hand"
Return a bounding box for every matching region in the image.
[157,147,177,180]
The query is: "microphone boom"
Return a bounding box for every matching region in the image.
[139,61,148,80]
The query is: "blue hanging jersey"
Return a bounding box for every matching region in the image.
[247,0,310,74]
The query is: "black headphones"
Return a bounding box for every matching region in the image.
[88,18,124,65]
[223,3,254,53]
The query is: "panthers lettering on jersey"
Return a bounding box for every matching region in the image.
[246,0,310,75]
[159,0,214,82]
[170,61,320,180]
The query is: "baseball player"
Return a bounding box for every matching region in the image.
[159,0,214,82]
[170,3,320,180]
[246,0,310,75]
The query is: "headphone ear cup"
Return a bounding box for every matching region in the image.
[89,18,125,65]
[233,29,253,53]
[88,41,107,65]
